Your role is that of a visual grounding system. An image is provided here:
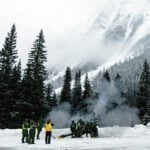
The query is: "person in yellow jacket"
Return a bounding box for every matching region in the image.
[45,119,53,144]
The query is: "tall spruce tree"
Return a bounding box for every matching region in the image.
[52,92,57,108]
[72,70,82,113]
[10,60,22,127]
[0,24,17,73]
[21,63,34,120]
[82,73,92,113]
[83,73,92,99]
[0,24,18,128]
[60,67,72,104]
[136,60,150,122]
[25,30,49,120]
[45,83,53,111]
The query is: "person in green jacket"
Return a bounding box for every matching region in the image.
[22,119,29,143]
[37,118,43,139]
[70,120,76,138]
[76,120,85,137]
[90,121,98,137]
[28,120,37,144]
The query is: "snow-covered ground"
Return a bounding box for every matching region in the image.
[1,124,150,150]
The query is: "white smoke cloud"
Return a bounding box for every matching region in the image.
[48,79,140,128]
[48,103,71,128]
[102,106,139,127]
[93,80,140,127]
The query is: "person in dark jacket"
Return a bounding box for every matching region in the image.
[37,118,43,139]
[22,119,29,143]
[90,121,98,137]
[85,122,90,137]
[45,119,53,144]
[93,122,98,137]
[70,120,76,138]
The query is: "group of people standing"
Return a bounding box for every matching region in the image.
[22,118,53,144]
[22,118,98,144]
[70,119,99,138]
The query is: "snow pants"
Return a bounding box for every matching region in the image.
[22,129,28,143]
[37,128,42,139]
[45,131,51,144]
[28,129,36,144]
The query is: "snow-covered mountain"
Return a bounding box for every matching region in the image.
[50,0,150,90]
[91,0,150,55]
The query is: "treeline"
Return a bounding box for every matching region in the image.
[0,25,57,128]
[60,59,150,126]
[59,67,126,117]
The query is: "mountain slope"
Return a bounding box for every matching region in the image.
[50,0,150,91]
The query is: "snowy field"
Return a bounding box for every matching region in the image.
[1,125,150,150]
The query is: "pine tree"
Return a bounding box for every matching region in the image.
[0,24,18,128]
[115,73,125,97]
[51,92,57,108]
[45,83,53,110]
[72,70,82,113]
[115,73,121,80]
[31,30,49,119]
[60,67,72,104]
[83,73,92,99]
[142,100,150,125]
[103,70,111,82]
[10,60,22,127]
[136,60,150,122]
[82,73,92,113]
[21,63,34,120]
[0,24,17,74]
[22,30,49,120]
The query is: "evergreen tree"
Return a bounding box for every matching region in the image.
[83,73,92,99]
[22,30,49,120]
[10,60,22,127]
[0,24,17,74]
[45,83,53,110]
[114,72,125,97]
[21,63,34,120]
[115,73,121,80]
[136,60,150,122]
[103,70,111,82]
[142,100,150,125]
[0,24,18,128]
[32,30,49,119]
[72,70,82,113]
[60,67,72,104]
[82,73,92,113]
[51,92,57,108]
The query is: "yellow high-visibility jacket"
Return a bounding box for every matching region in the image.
[45,123,52,132]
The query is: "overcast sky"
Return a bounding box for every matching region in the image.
[0,0,110,68]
